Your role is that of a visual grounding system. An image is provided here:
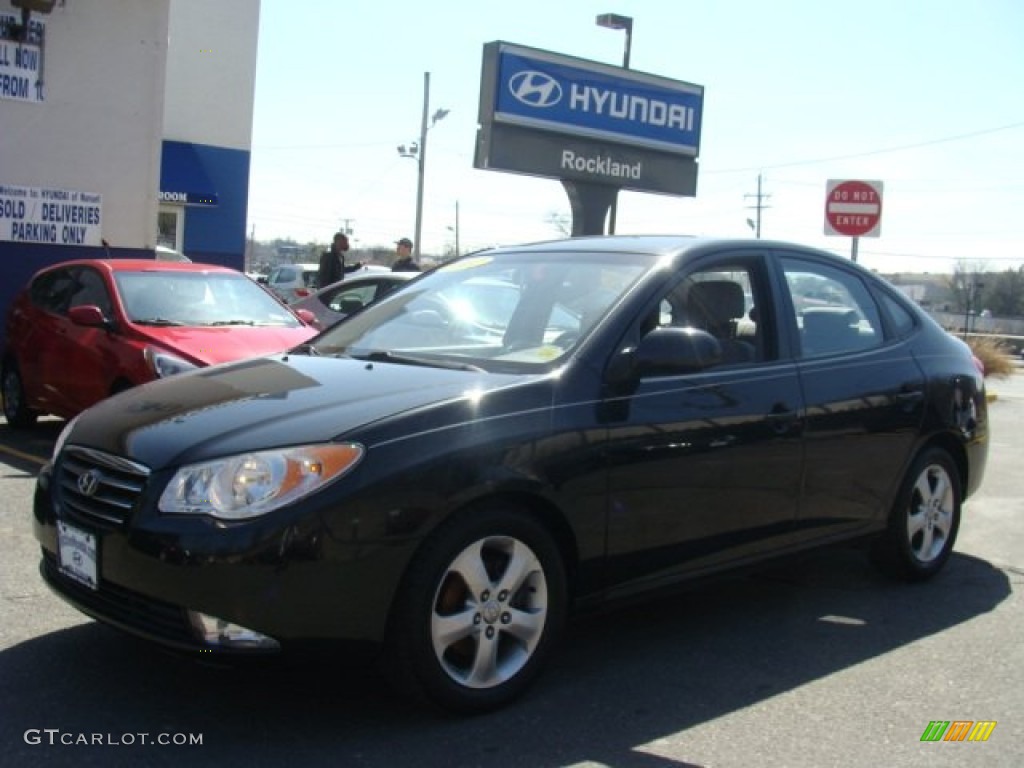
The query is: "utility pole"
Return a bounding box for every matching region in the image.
[338,218,354,236]
[744,173,771,239]
[246,223,255,271]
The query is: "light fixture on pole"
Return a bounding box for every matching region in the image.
[595,13,633,235]
[397,73,449,261]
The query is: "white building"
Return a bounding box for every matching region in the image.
[0,0,260,353]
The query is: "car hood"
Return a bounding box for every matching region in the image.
[65,354,542,470]
[131,324,316,366]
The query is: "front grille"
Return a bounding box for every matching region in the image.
[57,447,150,527]
[42,551,197,647]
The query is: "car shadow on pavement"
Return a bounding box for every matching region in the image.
[0,547,1011,767]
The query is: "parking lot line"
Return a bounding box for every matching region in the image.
[0,443,47,467]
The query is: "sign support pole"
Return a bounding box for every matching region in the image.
[562,180,617,236]
[851,236,859,263]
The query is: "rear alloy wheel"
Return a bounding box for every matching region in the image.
[873,447,961,581]
[1,358,38,429]
[386,507,567,714]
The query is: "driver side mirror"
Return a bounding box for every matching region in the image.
[294,308,318,326]
[609,326,722,387]
[67,305,112,329]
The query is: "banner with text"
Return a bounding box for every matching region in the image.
[0,14,45,103]
[0,183,103,246]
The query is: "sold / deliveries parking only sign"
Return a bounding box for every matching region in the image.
[824,179,883,238]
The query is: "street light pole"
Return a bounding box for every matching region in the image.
[413,72,430,262]
[596,13,633,235]
[397,73,448,261]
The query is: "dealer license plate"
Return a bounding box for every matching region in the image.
[57,520,98,591]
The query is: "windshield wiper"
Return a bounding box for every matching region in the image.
[288,343,320,357]
[206,319,257,326]
[133,317,186,326]
[354,350,484,372]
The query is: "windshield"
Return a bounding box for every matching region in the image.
[116,271,304,327]
[311,250,649,370]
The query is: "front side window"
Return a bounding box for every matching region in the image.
[68,268,114,317]
[640,258,771,367]
[781,257,883,358]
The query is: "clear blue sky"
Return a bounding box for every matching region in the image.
[246,0,1024,274]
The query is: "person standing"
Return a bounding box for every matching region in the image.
[318,232,362,287]
[391,237,421,272]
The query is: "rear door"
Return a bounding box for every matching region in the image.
[778,252,926,537]
[19,267,79,415]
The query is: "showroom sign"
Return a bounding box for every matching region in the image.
[0,183,103,246]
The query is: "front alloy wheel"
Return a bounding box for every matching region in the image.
[386,507,567,714]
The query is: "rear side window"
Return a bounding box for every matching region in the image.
[780,257,884,358]
[29,269,78,314]
[877,290,917,338]
[271,267,295,285]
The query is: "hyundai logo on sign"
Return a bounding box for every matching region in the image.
[509,71,563,108]
[492,44,703,156]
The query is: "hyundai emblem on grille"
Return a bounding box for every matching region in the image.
[76,469,102,497]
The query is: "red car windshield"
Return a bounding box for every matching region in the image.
[115,271,303,327]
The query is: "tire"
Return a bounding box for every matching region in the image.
[872,447,961,581]
[384,505,567,714]
[1,358,38,429]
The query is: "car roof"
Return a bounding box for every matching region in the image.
[31,258,240,277]
[475,234,872,277]
[483,234,844,260]
[315,270,415,293]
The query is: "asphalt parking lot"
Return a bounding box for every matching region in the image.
[1,372,1022,767]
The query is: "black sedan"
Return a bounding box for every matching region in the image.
[32,236,988,714]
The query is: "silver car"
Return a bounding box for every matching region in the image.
[292,269,415,329]
[264,262,319,304]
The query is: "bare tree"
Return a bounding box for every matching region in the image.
[545,211,571,237]
[980,266,1024,317]
[946,260,987,313]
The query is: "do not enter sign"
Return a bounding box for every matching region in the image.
[824,179,883,238]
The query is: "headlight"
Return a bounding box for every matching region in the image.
[144,347,198,378]
[158,444,364,520]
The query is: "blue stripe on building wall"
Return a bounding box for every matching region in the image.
[161,140,251,271]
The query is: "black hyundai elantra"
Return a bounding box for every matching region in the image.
[32,235,988,713]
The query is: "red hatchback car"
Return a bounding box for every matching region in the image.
[2,259,318,427]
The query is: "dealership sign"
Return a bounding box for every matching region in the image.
[475,42,703,196]
[0,183,103,246]
[0,14,45,103]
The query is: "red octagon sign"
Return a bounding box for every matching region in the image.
[824,179,883,238]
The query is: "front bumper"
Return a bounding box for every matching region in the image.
[32,450,412,653]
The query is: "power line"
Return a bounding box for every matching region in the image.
[708,120,1024,175]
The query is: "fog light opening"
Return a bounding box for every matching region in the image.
[189,611,280,650]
